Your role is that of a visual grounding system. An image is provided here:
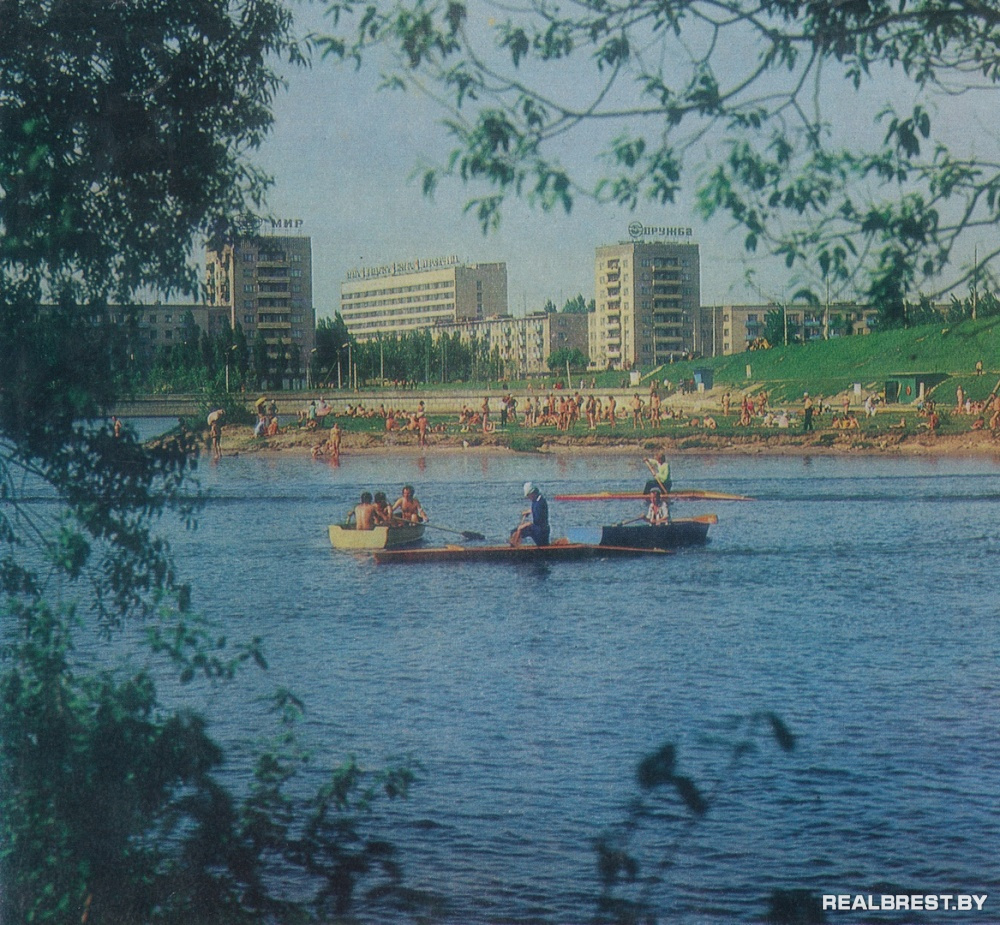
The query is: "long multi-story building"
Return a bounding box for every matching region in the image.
[205,232,315,364]
[699,303,880,355]
[590,240,701,369]
[339,258,507,339]
[434,310,589,377]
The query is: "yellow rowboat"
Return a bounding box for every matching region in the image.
[328,522,426,550]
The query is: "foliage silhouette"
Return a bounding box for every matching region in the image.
[315,0,1000,315]
[0,2,421,921]
[594,712,797,924]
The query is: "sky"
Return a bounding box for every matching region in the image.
[249,0,997,322]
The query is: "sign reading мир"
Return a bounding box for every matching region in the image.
[345,255,462,281]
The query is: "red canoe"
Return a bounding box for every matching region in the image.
[553,489,752,502]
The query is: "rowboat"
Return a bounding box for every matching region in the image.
[554,489,752,502]
[372,540,672,564]
[566,514,717,549]
[329,522,426,550]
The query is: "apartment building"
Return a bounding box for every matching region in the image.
[434,310,589,377]
[205,233,315,362]
[699,303,880,355]
[340,258,507,339]
[590,240,701,369]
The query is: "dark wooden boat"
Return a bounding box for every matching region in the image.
[553,489,751,502]
[372,541,672,564]
[566,514,716,550]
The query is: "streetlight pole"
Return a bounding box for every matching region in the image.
[306,347,317,390]
[225,344,238,393]
[341,342,351,391]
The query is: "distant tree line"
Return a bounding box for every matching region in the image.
[890,291,1000,328]
[129,293,597,393]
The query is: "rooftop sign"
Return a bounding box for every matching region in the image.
[628,222,693,239]
[345,255,461,281]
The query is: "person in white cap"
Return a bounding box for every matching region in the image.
[510,481,550,547]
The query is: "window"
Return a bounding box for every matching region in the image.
[147,313,157,323]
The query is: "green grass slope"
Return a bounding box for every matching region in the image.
[645,315,1000,404]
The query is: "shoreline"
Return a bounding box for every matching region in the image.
[211,425,1000,460]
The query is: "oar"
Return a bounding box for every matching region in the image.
[425,523,487,541]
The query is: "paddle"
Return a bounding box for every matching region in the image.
[425,522,487,541]
[644,456,669,495]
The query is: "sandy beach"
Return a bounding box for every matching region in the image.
[213,421,1000,459]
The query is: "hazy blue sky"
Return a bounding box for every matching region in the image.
[251,1,994,321]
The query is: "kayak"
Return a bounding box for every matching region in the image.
[553,489,752,502]
[372,541,672,564]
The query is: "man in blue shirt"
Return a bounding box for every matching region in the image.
[510,481,550,547]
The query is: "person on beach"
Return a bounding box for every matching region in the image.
[644,488,670,524]
[510,481,550,547]
[803,393,815,432]
[631,393,645,430]
[347,491,377,530]
[392,484,428,523]
[210,419,222,460]
[643,452,671,493]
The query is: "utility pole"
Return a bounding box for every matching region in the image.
[973,246,978,320]
[824,279,830,340]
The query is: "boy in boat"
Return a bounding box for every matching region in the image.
[347,491,377,530]
[509,481,550,547]
[644,488,670,524]
[392,485,428,523]
[373,491,393,525]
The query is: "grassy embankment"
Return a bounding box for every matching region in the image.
[640,314,1000,403]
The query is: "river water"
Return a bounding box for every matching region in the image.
[127,431,1000,922]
